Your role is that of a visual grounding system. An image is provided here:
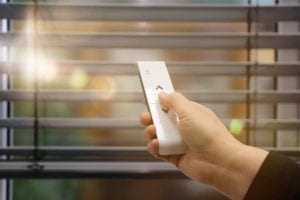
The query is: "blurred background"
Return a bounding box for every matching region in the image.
[0,0,299,199]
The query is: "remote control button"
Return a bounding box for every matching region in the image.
[146,89,173,95]
[156,85,164,91]
[162,107,169,113]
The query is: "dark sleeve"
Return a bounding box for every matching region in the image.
[244,151,300,200]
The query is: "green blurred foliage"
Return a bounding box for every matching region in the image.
[14,180,80,200]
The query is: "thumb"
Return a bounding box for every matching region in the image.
[158,92,192,119]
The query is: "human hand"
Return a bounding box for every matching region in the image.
[140,92,268,200]
[140,92,239,182]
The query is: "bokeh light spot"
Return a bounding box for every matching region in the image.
[229,119,244,136]
[70,69,89,89]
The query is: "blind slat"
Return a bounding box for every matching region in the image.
[0,90,299,103]
[0,146,300,157]
[0,118,299,130]
[0,161,184,179]
[1,32,299,48]
[0,146,148,156]
[0,3,299,22]
[1,61,299,76]
[0,146,154,161]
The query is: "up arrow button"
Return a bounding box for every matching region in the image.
[156,85,163,90]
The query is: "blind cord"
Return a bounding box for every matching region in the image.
[253,1,259,147]
[32,0,42,170]
[246,0,252,146]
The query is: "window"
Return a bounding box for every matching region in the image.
[0,0,299,199]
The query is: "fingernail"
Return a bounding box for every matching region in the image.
[158,92,167,105]
[158,92,169,112]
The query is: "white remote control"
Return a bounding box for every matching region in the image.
[138,61,186,155]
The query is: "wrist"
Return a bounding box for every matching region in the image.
[232,145,268,198]
[201,138,268,199]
